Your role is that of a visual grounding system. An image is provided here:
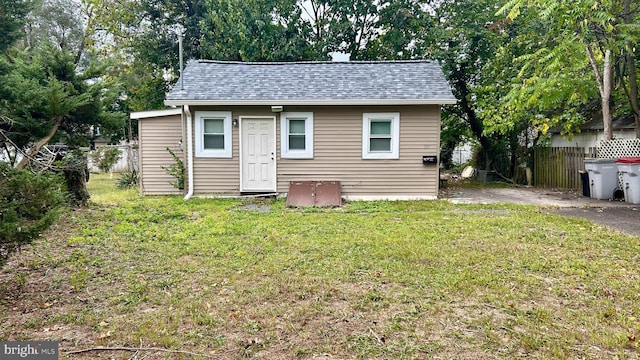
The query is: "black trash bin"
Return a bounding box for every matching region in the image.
[579,170,590,197]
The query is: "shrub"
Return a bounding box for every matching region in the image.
[0,162,68,262]
[90,146,122,173]
[161,147,185,190]
[117,170,139,189]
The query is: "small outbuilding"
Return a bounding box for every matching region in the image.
[134,60,456,200]
[551,114,637,149]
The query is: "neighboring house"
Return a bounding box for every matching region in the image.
[135,60,456,199]
[92,137,109,148]
[551,114,636,150]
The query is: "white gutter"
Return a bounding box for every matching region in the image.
[183,105,194,201]
[164,99,458,106]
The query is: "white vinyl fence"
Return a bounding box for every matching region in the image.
[88,144,138,173]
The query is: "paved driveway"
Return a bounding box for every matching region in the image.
[441,187,640,237]
[551,207,640,237]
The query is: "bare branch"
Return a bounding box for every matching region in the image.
[66,346,222,358]
[15,115,64,169]
[300,0,315,21]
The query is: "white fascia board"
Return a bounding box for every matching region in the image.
[164,99,457,106]
[130,108,182,119]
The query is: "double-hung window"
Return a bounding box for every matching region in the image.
[280,112,313,159]
[362,112,400,159]
[195,111,232,158]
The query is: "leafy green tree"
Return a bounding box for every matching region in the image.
[481,7,591,137]
[499,0,640,140]
[320,0,380,60]
[200,0,312,61]
[24,0,86,57]
[299,0,390,60]
[0,43,124,169]
[621,0,640,137]
[90,146,122,173]
[0,0,127,169]
[489,14,595,138]
[0,0,30,53]
[132,0,207,109]
[85,0,207,110]
[2,45,90,167]
[421,0,509,171]
[363,0,437,60]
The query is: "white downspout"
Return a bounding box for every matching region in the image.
[183,105,194,200]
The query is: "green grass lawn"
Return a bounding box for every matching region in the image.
[1,174,640,359]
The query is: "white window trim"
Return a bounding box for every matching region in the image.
[280,112,314,159]
[362,112,400,159]
[195,111,232,158]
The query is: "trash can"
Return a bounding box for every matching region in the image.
[616,157,640,204]
[579,170,590,197]
[584,158,618,200]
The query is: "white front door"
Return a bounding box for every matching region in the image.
[240,117,276,192]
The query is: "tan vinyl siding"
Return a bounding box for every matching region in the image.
[188,105,440,197]
[138,114,184,195]
[189,107,272,194]
[192,157,239,194]
[278,106,440,197]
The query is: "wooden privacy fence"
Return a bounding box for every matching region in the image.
[533,147,596,190]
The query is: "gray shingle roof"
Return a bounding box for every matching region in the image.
[550,114,636,134]
[165,60,456,105]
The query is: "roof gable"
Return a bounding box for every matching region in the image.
[165,60,456,106]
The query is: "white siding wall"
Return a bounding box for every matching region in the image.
[551,130,636,149]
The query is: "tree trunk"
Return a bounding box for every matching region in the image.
[439,138,457,169]
[63,150,90,205]
[628,51,640,138]
[623,0,640,138]
[16,116,64,169]
[587,46,613,140]
[602,50,613,140]
[454,76,493,169]
[1,142,15,166]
